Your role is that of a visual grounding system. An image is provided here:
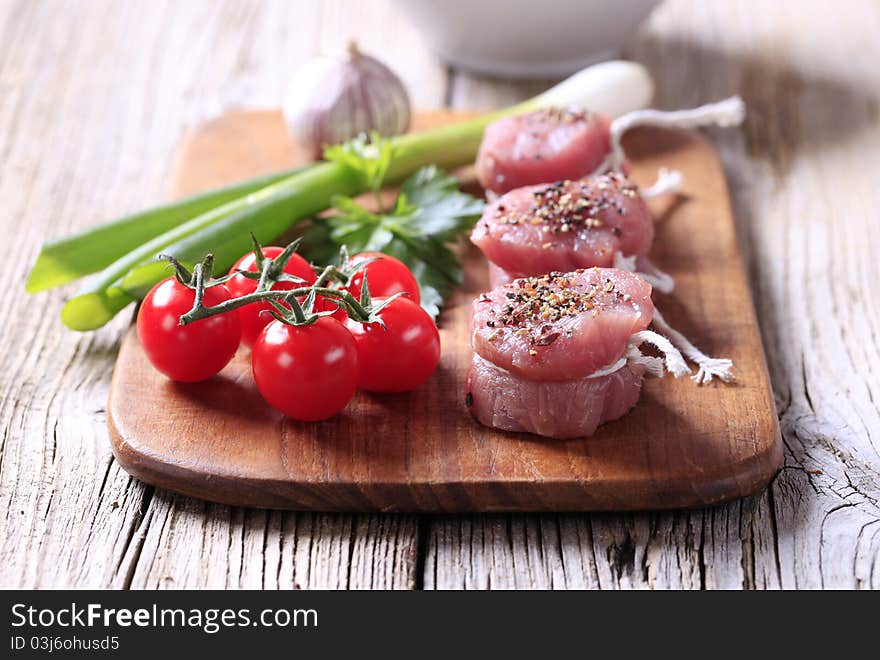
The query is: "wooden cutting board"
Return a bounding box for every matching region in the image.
[107,109,781,512]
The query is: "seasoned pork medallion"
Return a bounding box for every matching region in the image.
[466,354,645,439]
[476,107,613,194]
[471,174,653,280]
[471,268,653,382]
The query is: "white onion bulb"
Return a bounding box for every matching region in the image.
[283,42,411,159]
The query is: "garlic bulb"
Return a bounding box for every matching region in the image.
[283,42,411,159]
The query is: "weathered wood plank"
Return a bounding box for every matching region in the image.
[427,0,880,589]
[0,0,439,589]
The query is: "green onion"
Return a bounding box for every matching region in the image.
[35,60,653,331]
[27,168,304,294]
[62,164,361,330]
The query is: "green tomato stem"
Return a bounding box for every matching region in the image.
[178,285,372,327]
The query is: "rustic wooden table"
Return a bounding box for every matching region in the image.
[2,0,878,589]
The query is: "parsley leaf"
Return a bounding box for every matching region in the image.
[302,165,484,320]
[323,132,394,193]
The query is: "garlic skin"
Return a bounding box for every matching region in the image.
[284,43,411,160]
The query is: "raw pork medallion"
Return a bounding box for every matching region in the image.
[476,107,613,195]
[476,97,747,196]
[471,173,653,288]
[466,268,654,438]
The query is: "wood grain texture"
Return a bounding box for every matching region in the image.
[0,0,436,590]
[108,110,780,512]
[428,0,880,589]
[2,0,879,588]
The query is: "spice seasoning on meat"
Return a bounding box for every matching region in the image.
[483,270,632,350]
[538,107,596,124]
[493,174,639,240]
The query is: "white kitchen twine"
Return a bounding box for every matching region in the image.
[628,330,691,378]
[588,329,690,380]
[599,96,746,174]
[640,167,684,200]
[613,251,735,384]
[650,307,734,384]
[613,252,675,295]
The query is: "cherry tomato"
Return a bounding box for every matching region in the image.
[344,297,440,392]
[137,278,241,382]
[314,291,347,320]
[347,252,421,305]
[317,252,421,321]
[251,317,359,421]
[226,246,317,348]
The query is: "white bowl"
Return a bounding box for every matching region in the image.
[392,0,660,79]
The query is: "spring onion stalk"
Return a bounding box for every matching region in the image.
[49,60,652,331]
[26,168,305,294]
[62,164,362,330]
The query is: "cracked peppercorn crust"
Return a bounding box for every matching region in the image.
[471,268,653,381]
[470,174,654,277]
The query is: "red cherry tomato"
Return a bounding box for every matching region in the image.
[251,317,359,421]
[137,278,241,382]
[316,253,421,321]
[347,252,420,304]
[226,246,317,348]
[344,297,440,392]
[314,291,347,320]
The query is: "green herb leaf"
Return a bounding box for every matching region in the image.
[398,166,485,240]
[301,166,484,319]
[323,132,394,193]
